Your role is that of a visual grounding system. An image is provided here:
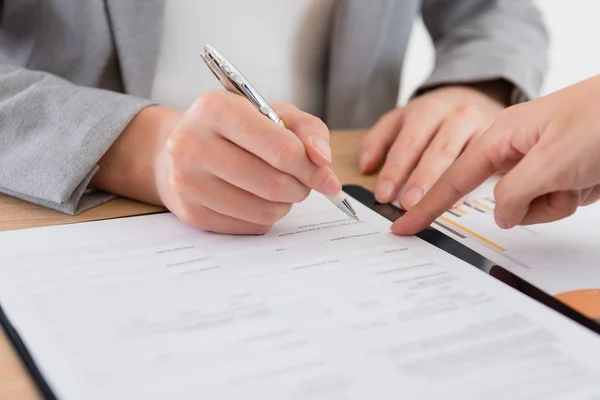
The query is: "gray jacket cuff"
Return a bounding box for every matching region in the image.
[1,169,116,215]
[415,0,549,106]
[416,53,543,105]
[0,67,153,214]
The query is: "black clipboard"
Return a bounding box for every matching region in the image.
[1,184,599,400]
[343,184,600,335]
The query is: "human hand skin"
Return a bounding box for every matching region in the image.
[392,75,600,236]
[90,91,341,234]
[360,80,511,209]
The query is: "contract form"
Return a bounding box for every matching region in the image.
[426,176,600,319]
[0,192,599,399]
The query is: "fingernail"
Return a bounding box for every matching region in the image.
[311,135,332,163]
[401,187,423,210]
[494,210,509,229]
[323,173,341,195]
[453,197,466,208]
[375,180,396,203]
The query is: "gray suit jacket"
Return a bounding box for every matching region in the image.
[0,0,548,214]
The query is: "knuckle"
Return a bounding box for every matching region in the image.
[301,115,330,140]
[165,134,185,159]
[454,104,480,121]
[264,173,289,201]
[379,160,402,180]
[494,184,513,211]
[444,181,464,203]
[259,203,290,225]
[418,97,446,115]
[399,130,421,150]
[486,131,519,170]
[190,92,223,120]
[277,203,294,220]
[504,125,524,143]
[274,140,304,169]
[432,139,460,160]
[298,186,311,202]
[167,169,187,193]
[176,205,208,230]
[307,167,330,189]
[258,205,277,225]
[403,169,429,192]
[253,225,272,236]
[167,127,212,165]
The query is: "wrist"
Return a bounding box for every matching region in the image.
[91,105,183,205]
[462,79,514,107]
[142,106,184,199]
[419,79,514,107]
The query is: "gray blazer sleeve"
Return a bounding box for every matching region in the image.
[0,65,152,214]
[419,0,549,103]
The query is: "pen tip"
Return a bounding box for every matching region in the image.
[353,215,360,222]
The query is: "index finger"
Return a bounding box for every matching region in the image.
[274,103,333,167]
[390,136,499,235]
[194,92,340,195]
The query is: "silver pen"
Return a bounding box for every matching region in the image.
[200,44,358,221]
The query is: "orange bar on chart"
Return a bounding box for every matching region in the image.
[439,216,506,252]
[472,200,494,212]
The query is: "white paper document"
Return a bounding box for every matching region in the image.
[428,177,600,319]
[1,192,600,399]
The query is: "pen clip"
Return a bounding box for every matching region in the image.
[201,46,243,96]
[201,44,282,126]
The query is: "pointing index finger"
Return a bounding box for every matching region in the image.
[390,136,499,235]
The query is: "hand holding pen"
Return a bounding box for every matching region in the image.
[201,45,358,221]
[133,46,356,235]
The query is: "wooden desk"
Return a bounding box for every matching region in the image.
[0,131,373,233]
[2,130,598,398]
[0,130,372,400]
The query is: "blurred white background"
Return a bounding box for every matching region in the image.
[399,0,600,104]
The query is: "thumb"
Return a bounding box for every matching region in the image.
[517,191,579,226]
